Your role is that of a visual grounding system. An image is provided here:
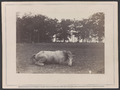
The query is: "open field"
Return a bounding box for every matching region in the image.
[16,43,104,74]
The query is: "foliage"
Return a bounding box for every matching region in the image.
[89,12,105,42]
[56,19,73,42]
[16,12,104,43]
[17,14,58,43]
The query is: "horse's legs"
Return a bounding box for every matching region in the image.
[35,57,46,66]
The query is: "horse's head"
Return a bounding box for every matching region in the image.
[66,51,74,66]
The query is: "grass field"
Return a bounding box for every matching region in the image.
[16,43,104,74]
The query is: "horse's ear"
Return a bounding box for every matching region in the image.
[66,51,72,57]
[31,54,35,59]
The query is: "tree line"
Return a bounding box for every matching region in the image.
[16,12,104,43]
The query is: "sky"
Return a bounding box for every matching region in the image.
[17,2,106,21]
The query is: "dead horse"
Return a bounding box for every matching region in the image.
[31,50,73,66]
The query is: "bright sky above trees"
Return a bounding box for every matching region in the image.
[17,2,106,21]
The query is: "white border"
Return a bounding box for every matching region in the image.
[2,2,118,88]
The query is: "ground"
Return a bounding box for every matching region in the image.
[16,43,104,74]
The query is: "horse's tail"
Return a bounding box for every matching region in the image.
[30,54,36,63]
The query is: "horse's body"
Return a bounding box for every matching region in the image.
[31,50,73,66]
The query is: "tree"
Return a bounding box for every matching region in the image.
[77,19,89,42]
[16,12,104,43]
[89,12,105,42]
[16,13,59,43]
[56,19,73,42]
[70,19,90,42]
[72,12,104,43]
[16,14,34,43]
[44,18,59,42]
[69,20,82,42]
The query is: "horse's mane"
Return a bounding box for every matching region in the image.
[63,50,72,61]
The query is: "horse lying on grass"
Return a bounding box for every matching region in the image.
[31,50,73,66]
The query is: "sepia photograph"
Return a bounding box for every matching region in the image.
[2,1,118,88]
[16,7,104,74]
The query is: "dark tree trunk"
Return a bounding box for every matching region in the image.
[82,39,84,42]
[29,32,32,43]
[77,36,80,43]
[64,39,65,42]
[38,31,39,43]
